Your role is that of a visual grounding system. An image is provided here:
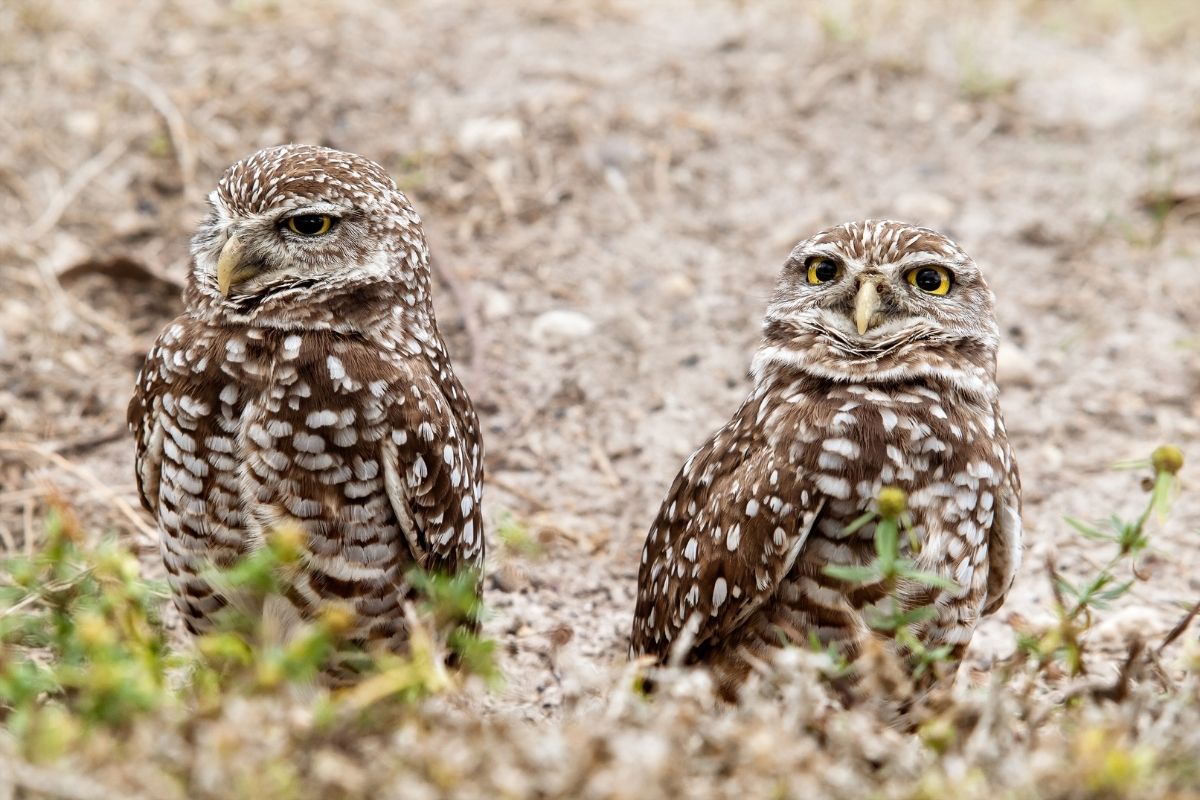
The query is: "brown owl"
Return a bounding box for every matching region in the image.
[128,145,483,660]
[630,220,1021,697]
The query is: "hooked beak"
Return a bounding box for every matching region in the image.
[216,234,257,296]
[854,279,882,335]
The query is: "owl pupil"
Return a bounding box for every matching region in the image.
[814,261,838,281]
[291,215,325,235]
[915,268,942,291]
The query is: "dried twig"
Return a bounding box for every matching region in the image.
[116,66,196,196]
[588,432,623,491]
[45,427,130,457]
[28,139,129,241]
[0,441,156,540]
[1158,598,1200,654]
[0,568,96,620]
[487,475,550,513]
[1075,638,1144,704]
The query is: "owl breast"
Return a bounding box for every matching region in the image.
[748,376,1004,658]
[241,332,408,630]
[785,380,1004,536]
[148,322,421,644]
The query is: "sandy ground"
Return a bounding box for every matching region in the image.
[1,0,1198,719]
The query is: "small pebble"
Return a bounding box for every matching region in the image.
[530,310,597,347]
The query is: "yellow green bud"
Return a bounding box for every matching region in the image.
[1151,445,1184,476]
[75,612,116,650]
[918,716,956,755]
[26,705,81,763]
[319,604,357,637]
[257,659,285,690]
[10,560,39,588]
[877,486,908,519]
[95,548,140,583]
[197,632,253,666]
[268,523,307,564]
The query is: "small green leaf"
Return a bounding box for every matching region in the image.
[448,629,501,685]
[495,510,542,558]
[1110,457,1151,471]
[901,568,961,593]
[1092,581,1134,604]
[822,564,881,584]
[1055,575,1082,600]
[843,510,877,535]
[1064,516,1112,541]
[867,604,937,632]
[926,644,954,660]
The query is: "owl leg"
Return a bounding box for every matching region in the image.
[906,597,978,690]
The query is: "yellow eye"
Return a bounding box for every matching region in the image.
[285,214,333,236]
[906,265,952,295]
[806,257,841,284]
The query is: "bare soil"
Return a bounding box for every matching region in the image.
[2,0,1198,737]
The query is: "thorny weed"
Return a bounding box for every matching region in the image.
[819,445,1190,689]
[821,486,962,681]
[1017,444,1188,680]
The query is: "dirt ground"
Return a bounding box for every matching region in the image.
[1,0,1199,725]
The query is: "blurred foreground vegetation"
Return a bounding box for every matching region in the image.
[0,447,1196,799]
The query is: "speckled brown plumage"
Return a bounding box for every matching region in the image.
[128,145,483,658]
[630,220,1021,697]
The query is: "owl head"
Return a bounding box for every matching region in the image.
[754,220,1000,393]
[187,144,432,327]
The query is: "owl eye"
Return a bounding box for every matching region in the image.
[906,265,952,295]
[285,214,334,236]
[806,257,842,284]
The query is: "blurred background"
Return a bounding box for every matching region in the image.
[1,0,1197,710]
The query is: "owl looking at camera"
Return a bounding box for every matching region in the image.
[630,220,1021,697]
[128,145,483,663]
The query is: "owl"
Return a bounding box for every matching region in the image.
[128,145,483,661]
[630,220,1021,697]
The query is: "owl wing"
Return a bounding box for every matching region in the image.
[378,359,484,580]
[631,396,823,662]
[983,423,1022,616]
[128,338,170,518]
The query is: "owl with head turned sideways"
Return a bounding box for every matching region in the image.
[630,219,1022,698]
[128,145,483,671]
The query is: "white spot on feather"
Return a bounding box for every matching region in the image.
[814,474,851,499]
[712,577,727,610]
[306,410,337,428]
[726,524,741,551]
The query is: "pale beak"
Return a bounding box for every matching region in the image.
[854,279,882,335]
[216,234,257,296]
